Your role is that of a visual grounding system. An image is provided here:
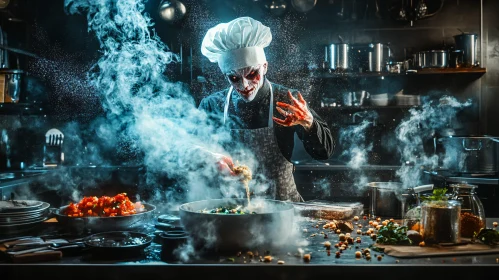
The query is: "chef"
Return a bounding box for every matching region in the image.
[198,17,334,202]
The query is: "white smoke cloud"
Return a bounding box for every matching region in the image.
[395,95,472,188]
[62,0,257,203]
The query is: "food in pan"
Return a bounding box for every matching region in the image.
[198,204,257,215]
[64,193,145,217]
[233,164,252,205]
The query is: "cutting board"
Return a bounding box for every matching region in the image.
[377,243,499,258]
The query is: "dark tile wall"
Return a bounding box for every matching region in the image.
[0,0,498,171]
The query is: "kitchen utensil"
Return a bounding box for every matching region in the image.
[83,231,152,257]
[0,200,43,213]
[0,69,23,103]
[0,45,39,59]
[291,0,316,13]
[450,183,486,238]
[367,182,404,218]
[53,202,156,233]
[179,198,294,251]
[158,0,186,23]
[327,43,350,71]
[453,33,479,67]
[368,43,391,72]
[420,199,461,244]
[435,135,499,174]
[370,93,389,106]
[292,200,363,220]
[159,230,189,262]
[424,50,448,68]
[43,128,64,167]
[265,0,288,17]
[352,90,370,106]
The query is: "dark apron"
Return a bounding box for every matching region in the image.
[223,81,304,202]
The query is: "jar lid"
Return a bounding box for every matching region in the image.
[450,182,477,189]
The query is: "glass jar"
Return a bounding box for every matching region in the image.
[450,183,486,238]
[420,200,461,244]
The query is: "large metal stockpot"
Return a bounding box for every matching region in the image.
[436,135,499,174]
[453,33,479,67]
[179,198,295,252]
[326,43,350,71]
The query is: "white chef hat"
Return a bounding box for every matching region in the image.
[201,17,272,73]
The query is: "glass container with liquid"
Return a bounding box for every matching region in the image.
[450,183,486,238]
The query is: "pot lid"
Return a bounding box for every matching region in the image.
[450,182,477,189]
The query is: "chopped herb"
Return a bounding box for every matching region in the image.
[473,228,499,245]
[375,222,412,245]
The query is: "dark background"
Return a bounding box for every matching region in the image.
[0,0,498,211]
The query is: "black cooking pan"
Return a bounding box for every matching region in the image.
[53,203,156,233]
[179,198,295,252]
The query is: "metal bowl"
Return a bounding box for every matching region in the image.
[179,198,295,252]
[53,203,156,233]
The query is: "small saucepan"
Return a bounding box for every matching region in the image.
[368,182,433,219]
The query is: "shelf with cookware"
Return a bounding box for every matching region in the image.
[0,102,45,115]
[311,67,486,79]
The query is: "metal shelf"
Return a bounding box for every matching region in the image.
[311,68,487,79]
[0,103,46,115]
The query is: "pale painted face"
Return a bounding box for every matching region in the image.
[225,63,268,102]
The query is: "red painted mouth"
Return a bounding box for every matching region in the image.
[237,88,254,96]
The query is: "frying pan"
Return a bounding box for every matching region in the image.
[53,203,156,233]
[179,198,295,252]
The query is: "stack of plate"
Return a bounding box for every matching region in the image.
[0,200,50,235]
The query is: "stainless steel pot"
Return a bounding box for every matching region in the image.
[453,33,479,67]
[327,43,350,70]
[436,135,499,174]
[368,182,433,219]
[368,43,391,72]
[0,69,23,103]
[179,198,294,251]
[424,50,448,68]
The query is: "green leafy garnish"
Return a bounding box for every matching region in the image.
[473,228,499,245]
[375,222,412,245]
[420,188,448,202]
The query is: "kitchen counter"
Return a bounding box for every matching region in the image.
[1,216,499,280]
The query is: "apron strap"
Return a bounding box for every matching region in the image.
[223,86,233,125]
[223,80,274,127]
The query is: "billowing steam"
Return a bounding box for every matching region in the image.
[62,0,259,204]
[395,95,472,188]
[339,111,378,169]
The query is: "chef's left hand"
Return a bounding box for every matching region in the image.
[273,91,314,131]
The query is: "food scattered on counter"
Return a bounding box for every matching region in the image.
[324,241,331,249]
[419,241,425,247]
[338,233,346,241]
[64,193,144,217]
[377,255,383,261]
[263,255,272,262]
[353,216,359,221]
[355,251,362,258]
[493,222,498,227]
[277,260,285,264]
[303,254,311,262]
[336,220,354,232]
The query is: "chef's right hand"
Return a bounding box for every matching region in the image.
[215,154,236,176]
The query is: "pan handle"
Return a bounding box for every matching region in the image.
[462,139,482,151]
